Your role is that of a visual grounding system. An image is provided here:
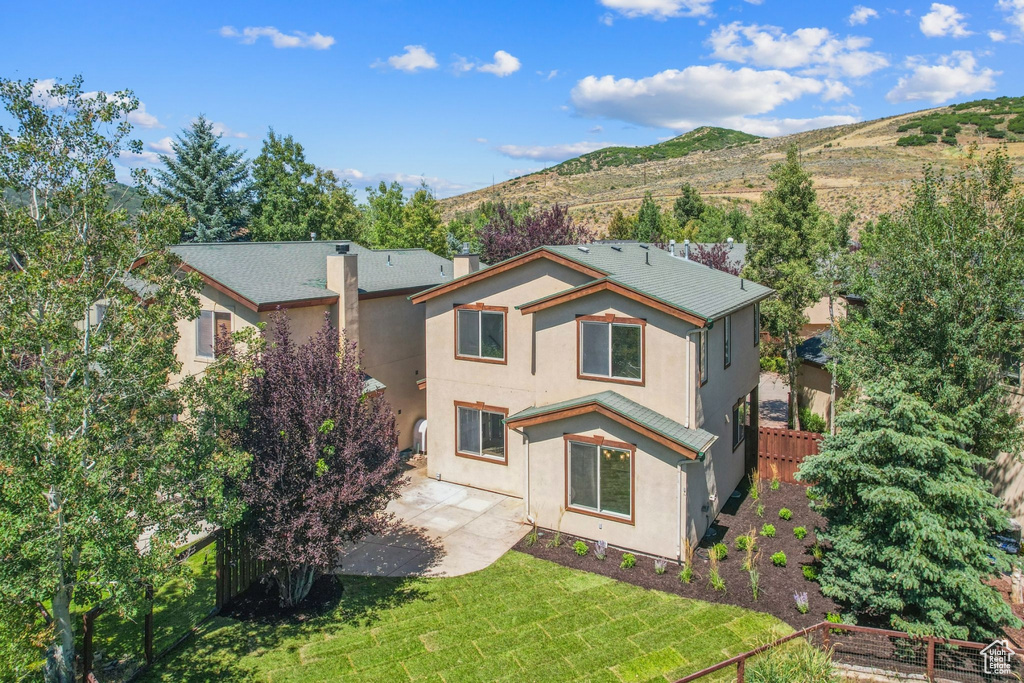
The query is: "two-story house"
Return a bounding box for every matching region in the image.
[411,244,773,560]
[167,240,453,451]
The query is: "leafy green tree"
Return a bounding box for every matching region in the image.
[673,183,704,228]
[607,208,636,239]
[0,78,244,683]
[250,130,361,242]
[157,115,251,242]
[363,180,406,248]
[635,191,661,242]
[696,203,750,243]
[798,377,1017,640]
[402,183,448,255]
[743,146,825,429]
[814,209,853,433]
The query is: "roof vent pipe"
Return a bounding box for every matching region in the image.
[727,237,734,249]
[669,239,676,256]
[683,239,690,260]
[336,244,350,254]
[387,254,392,266]
[311,232,317,241]
[646,251,650,266]
[441,264,445,276]
[461,242,470,255]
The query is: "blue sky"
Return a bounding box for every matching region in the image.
[3,0,1022,197]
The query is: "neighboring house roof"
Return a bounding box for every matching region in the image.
[413,244,773,323]
[362,373,386,395]
[797,329,834,368]
[169,241,453,310]
[505,390,718,459]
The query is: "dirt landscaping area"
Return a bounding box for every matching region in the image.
[518,481,839,630]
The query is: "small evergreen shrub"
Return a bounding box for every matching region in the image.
[761,523,776,537]
[679,566,693,584]
[793,526,807,540]
[798,408,827,434]
[735,535,753,551]
[896,134,938,146]
[756,503,765,517]
[620,553,636,569]
[709,568,726,592]
[802,565,820,581]
[573,540,588,556]
[772,551,787,567]
[710,543,728,561]
[778,508,792,521]
[770,479,780,491]
[654,559,667,575]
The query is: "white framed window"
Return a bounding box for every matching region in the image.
[699,328,708,386]
[196,310,231,359]
[566,437,634,522]
[456,306,506,362]
[754,303,761,346]
[456,402,507,463]
[578,316,644,384]
[732,396,749,450]
[724,315,732,369]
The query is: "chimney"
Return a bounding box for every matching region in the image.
[326,250,359,343]
[683,239,691,260]
[669,239,676,257]
[453,252,480,278]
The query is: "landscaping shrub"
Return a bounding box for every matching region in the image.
[761,524,776,538]
[803,565,820,581]
[573,540,588,556]
[620,553,636,569]
[746,642,839,682]
[793,526,807,540]
[798,408,827,434]
[760,356,787,373]
[772,551,787,567]
[794,591,809,614]
[778,508,792,521]
[749,569,760,600]
[710,543,728,561]
[654,559,667,575]
[735,535,753,551]
[595,539,607,560]
[709,568,726,592]
[756,503,765,517]
[811,543,824,562]
[525,527,538,547]
[679,566,693,584]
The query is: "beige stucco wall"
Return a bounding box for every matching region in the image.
[422,255,762,557]
[796,363,843,430]
[172,282,427,451]
[986,390,1024,526]
[802,295,848,335]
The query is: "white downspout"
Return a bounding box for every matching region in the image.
[685,329,703,429]
[511,426,533,524]
[677,458,700,563]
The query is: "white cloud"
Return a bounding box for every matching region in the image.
[507,167,545,177]
[474,137,489,144]
[376,45,439,72]
[118,150,163,168]
[538,69,559,80]
[599,12,616,26]
[707,22,888,78]
[598,0,714,20]
[822,80,853,101]
[477,50,522,77]
[219,25,335,49]
[147,137,175,155]
[589,125,605,134]
[989,30,1007,41]
[998,0,1024,32]
[919,3,971,38]
[496,141,615,161]
[886,51,998,104]
[848,6,879,25]
[571,64,843,132]
[31,79,163,128]
[205,120,248,139]
[724,115,859,137]
[334,169,474,198]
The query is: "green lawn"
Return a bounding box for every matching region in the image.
[81,540,218,663]
[142,551,789,683]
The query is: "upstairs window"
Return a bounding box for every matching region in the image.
[698,328,708,386]
[566,436,634,522]
[724,315,732,368]
[197,311,231,359]
[456,305,506,363]
[754,303,761,346]
[732,396,749,450]
[456,402,507,463]
[579,316,644,384]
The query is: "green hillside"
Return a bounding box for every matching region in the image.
[551,126,762,176]
[896,95,1024,147]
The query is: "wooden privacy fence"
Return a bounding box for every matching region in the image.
[675,621,1024,682]
[757,426,823,485]
[215,525,266,610]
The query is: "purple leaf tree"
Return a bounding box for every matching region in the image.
[477,203,594,264]
[240,314,406,606]
[690,242,742,276]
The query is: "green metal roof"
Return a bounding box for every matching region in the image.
[540,244,773,321]
[505,390,718,455]
[169,241,453,306]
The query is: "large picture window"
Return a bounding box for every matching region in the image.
[197,310,231,359]
[566,436,634,522]
[456,402,508,463]
[456,305,506,363]
[578,316,644,384]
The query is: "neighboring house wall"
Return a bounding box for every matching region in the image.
[422,255,760,556]
[796,363,843,429]
[987,384,1024,527]
[802,295,847,335]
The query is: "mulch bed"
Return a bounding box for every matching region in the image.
[221,573,344,624]
[517,481,839,629]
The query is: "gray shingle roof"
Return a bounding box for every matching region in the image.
[506,390,718,455]
[169,241,453,306]
[535,244,772,322]
[797,329,834,367]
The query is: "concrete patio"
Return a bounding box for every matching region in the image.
[337,464,526,578]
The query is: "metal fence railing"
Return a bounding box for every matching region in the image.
[675,621,1024,683]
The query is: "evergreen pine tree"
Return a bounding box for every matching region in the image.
[673,183,704,229]
[157,116,251,242]
[635,191,661,242]
[798,377,1017,640]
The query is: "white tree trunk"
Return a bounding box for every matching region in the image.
[45,587,75,683]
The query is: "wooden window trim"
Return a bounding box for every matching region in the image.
[724,314,732,370]
[454,304,508,365]
[563,434,636,525]
[454,400,509,465]
[576,314,646,387]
